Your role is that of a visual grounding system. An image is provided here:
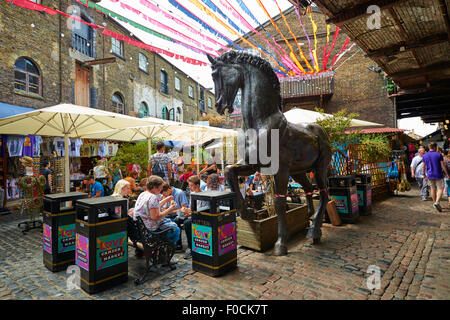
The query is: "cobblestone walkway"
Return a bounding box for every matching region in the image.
[0,186,448,300]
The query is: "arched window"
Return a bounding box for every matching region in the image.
[112,92,125,114]
[14,57,41,95]
[139,102,149,118]
[176,107,182,122]
[168,108,175,121]
[161,106,169,120]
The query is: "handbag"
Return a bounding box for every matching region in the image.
[388,161,399,179]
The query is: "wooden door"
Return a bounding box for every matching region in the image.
[75,63,89,107]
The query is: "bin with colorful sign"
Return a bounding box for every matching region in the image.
[328,175,360,223]
[75,196,128,294]
[42,192,88,272]
[190,191,237,277]
[355,174,372,216]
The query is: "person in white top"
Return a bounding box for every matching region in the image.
[410,146,429,201]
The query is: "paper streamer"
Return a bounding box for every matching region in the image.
[199,0,290,73]
[116,1,220,56]
[168,0,243,50]
[331,37,350,66]
[322,26,340,70]
[188,0,288,74]
[140,0,228,51]
[9,0,207,66]
[256,0,305,73]
[294,6,315,71]
[234,0,296,73]
[332,42,356,66]
[274,0,313,72]
[308,10,320,72]
[333,48,360,71]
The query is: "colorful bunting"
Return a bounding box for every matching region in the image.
[274,0,313,72]
[256,0,306,73]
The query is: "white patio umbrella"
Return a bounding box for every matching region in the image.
[283,108,383,127]
[83,118,238,172]
[0,104,167,192]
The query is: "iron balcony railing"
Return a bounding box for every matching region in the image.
[280,71,334,99]
[72,34,93,57]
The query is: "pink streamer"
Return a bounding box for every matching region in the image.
[331,37,350,66]
[322,26,340,70]
[294,6,315,70]
[116,1,220,56]
[139,0,228,51]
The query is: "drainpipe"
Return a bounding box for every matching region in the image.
[58,0,62,103]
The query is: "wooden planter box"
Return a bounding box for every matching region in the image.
[236,203,309,252]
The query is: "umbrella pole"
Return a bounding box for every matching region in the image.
[64,134,70,193]
[196,133,200,174]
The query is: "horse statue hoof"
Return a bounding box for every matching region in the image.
[313,238,321,245]
[273,243,288,256]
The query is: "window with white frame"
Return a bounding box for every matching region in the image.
[188,85,194,99]
[208,97,212,109]
[111,38,123,56]
[139,53,148,72]
[175,77,181,92]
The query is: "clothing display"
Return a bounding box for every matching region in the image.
[53,137,71,157]
[98,141,108,158]
[6,135,26,157]
[69,138,83,157]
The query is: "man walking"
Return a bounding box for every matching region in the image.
[147,142,172,182]
[411,146,428,200]
[422,142,449,212]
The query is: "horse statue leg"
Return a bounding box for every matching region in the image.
[306,160,330,244]
[291,173,315,218]
[273,168,290,256]
[224,164,259,220]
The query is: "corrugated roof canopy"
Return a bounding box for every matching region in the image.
[311,0,450,123]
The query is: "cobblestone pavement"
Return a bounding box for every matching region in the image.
[0,186,449,300]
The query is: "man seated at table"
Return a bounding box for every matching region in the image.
[160,182,191,252]
[87,175,104,198]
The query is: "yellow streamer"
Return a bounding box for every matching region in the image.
[309,11,319,72]
[274,0,313,73]
[187,0,288,73]
[255,0,305,73]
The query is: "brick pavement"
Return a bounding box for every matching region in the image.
[0,186,448,300]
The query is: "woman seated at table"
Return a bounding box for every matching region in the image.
[205,173,225,192]
[111,179,135,217]
[133,176,179,244]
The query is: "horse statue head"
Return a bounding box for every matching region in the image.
[207,50,282,120]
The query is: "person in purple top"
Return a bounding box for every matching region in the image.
[422,142,449,212]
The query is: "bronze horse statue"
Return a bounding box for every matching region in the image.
[207,51,332,255]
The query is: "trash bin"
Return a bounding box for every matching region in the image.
[355,174,372,216]
[42,192,88,272]
[328,175,359,223]
[190,191,237,277]
[75,196,128,294]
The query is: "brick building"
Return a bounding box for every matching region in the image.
[0,0,218,125]
[230,6,395,128]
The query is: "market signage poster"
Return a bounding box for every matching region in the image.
[58,223,76,253]
[76,234,89,271]
[96,231,127,271]
[330,195,348,214]
[351,192,359,213]
[218,222,236,256]
[192,224,212,256]
[43,224,52,254]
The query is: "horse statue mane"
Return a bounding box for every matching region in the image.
[213,50,283,111]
